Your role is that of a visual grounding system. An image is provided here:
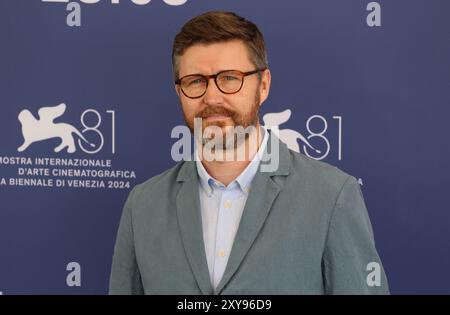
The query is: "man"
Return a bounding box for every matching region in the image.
[109,11,389,295]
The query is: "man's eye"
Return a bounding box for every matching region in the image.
[223,76,238,81]
[188,78,205,85]
[192,79,202,84]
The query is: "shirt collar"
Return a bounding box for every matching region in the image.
[195,126,269,195]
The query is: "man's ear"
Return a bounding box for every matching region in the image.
[174,84,181,97]
[259,69,271,105]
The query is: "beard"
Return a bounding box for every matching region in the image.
[183,89,261,151]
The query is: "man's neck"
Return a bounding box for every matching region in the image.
[198,124,263,187]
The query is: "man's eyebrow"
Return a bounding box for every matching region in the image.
[182,69,239,77]
[181,71,205,76]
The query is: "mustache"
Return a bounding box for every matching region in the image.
[195,106,236,119]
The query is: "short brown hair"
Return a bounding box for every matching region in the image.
[172,11,268,81]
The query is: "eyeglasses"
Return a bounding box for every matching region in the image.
[175,69,266,99]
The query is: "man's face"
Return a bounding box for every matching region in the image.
[175,40,271,146]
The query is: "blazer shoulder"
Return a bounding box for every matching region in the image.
[288,149,355,191]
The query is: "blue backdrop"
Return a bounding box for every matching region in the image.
[1,0,449,294]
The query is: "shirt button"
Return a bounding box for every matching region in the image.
[245,187,251,193]
[223,200,232,208]
[218,250,226,258]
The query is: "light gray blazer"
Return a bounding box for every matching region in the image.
[109,131,389,295]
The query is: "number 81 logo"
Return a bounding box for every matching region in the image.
[77,109,116,154]
[302,115,342,161]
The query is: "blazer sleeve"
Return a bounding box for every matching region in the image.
[322,176,390,294]
[109,186,144,295]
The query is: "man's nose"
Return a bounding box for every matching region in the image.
[202,77,223,105]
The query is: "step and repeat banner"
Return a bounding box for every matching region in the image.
[0,0,449,294]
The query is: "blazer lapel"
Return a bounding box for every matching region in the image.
[175,161,214,295]
[215,131,291,294]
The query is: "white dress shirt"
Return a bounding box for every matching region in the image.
[195,126,269,291]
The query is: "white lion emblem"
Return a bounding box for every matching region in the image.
[17,103,95,153]
[263,109,321,154]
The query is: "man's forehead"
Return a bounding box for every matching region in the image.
[178,40,254,75]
